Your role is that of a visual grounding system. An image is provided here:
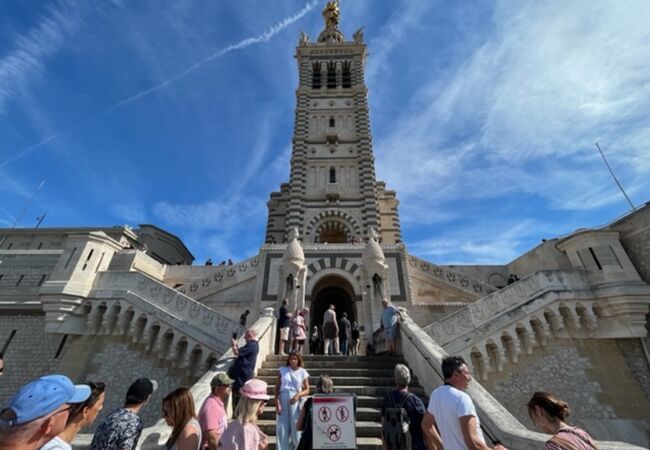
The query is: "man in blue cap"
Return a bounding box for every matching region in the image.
[0,374,90,450]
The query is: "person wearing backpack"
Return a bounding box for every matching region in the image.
[381,364,427,450]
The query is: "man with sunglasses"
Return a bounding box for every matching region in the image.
[0,374,90,450]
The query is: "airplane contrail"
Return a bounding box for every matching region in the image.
[0,1,318,169]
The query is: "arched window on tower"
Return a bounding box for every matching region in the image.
[312,62,322,89]
[329,167,336,183]
[329,116,335,128]
[342,61,351,88]
[327,62,337,89]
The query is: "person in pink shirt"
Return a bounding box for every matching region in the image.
[198,372,234,450]
[219,379,270,450]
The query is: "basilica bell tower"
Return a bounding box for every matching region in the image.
[265,1,402,245]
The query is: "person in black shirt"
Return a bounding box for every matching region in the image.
[277,300,291,355]
[350,321,360,355]
[381,364,427,450]
[229,329,259,407]
[338,312,352,355]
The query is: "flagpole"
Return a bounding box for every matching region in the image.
[12,179,46,228]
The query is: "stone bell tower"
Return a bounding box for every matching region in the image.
[265,0,402,245]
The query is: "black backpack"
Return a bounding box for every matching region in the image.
[297,398,313,450]
[382,391,412,450]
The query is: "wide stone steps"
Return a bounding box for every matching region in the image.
[259,375,401,387]
[259,419,382,437]
[257,368,395,377]
[266,384,426,396]
[258,354,428,450]
[264,435,383,450]
[260,406,381,422]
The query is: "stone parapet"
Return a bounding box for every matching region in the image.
[408,254,497,300]
[175,255,259,301]
[86,271,241,352]
[398,313,646,450]
[424,270,650,380]
[71,308,277,449]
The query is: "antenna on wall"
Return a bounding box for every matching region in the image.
[12,179,46,228]
[35,212,47,228]
[594,143,636,211]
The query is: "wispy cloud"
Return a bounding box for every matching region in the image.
[152,196,266,231]
[410,219,549,265]
[0,1,83,113]
[375,0,650,227]
[0,1,318,170]
[111,203,147,224]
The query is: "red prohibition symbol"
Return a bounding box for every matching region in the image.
[318,406,332,422]
[335,405,349,422]
[327,424,341,442]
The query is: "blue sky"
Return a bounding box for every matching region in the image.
[1,0,648,265]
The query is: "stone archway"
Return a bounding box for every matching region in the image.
[309,275,357,342]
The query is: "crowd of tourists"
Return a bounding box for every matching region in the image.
[277,299,392,356]
[0,311,598,450]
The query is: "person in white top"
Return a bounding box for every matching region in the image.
[275,352,310,450]
[41,381,106,450]
[421,356,508,450]
[162,388,202,450]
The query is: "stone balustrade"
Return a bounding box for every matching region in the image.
[71,308,277,450]
[408,254,497,299]
[58,271,242,377]
[398,312,646,450]
[425,270,650,380]
[175,255,259,300]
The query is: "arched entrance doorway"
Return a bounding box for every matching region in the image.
[309,275,357,352]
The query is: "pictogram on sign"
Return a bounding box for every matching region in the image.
[327,424,341,442]
[318,406,332,422]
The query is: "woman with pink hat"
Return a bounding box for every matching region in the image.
[218,379,270,450]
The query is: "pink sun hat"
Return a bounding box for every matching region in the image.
[240,379,270,401]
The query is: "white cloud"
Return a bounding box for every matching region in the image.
[374,0,650,223]
[111,203,147,224]
[410,219,549,265]
[152,196,266,231]
[0,1,318,169]
[0,1,86,113]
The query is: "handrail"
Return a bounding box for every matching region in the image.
[397,312,646,450]
[92,271,240,350]
[424,270,589,346]
[72,308,277,450]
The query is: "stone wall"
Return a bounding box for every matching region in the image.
[506,239,573,279]
[201,278,258,321]
[0,314,62,405]
[610,204,650,284]
[445,265,508,287]
[76,335,193,429]
[482,339,650,448]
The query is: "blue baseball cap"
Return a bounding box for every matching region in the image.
[0,374,91,426]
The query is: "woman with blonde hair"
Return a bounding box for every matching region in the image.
[219,379,270,450]
[162,388,202,450]
[527,391,598,450]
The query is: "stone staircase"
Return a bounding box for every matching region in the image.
[255,354,428,450]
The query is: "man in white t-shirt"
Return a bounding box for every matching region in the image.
[421,356,508,450]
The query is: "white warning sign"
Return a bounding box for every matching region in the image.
[312,394,356,449]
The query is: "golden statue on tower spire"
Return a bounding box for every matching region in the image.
[322,0,340,29]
